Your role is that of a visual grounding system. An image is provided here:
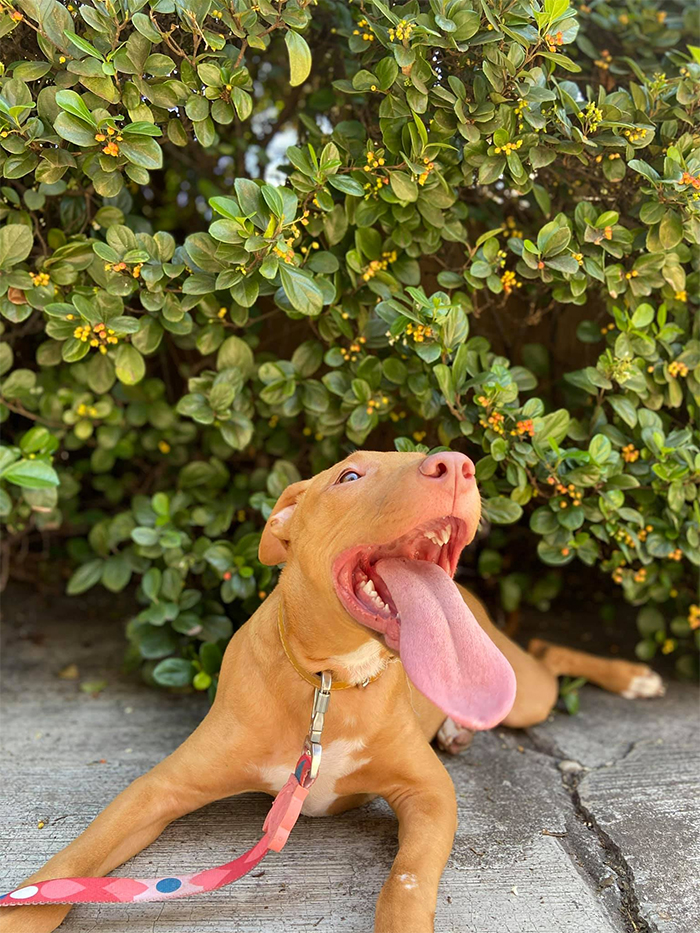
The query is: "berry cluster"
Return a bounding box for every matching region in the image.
[544,31,563,52]
[681,171,700,190]
[104,261,142,278]
[76,403,98,418]
[339,336,366,362]
[352,18,375,42]
[622,443,639,463]
[494,138,523,155]
[505,216,523,239]
[363,150,385,171]
[578,101,603,132]
[273,241,296,264]
[361,251,397,282]
[668,360,689,378]
[363,177,389,198]
[73,322,119,354]
[510,418,535,437]
[501,269,521,294]
[364,396,389,416]
[418,158,435,186]
[479,410,505,434]
[514,99,529,132]
[546,477,583,506]
[388,19,414,42]
[95,126,123,156]
[689,605,700,631]
[637,524,654,542]
[30,272,50,287]
[404,322,433,343]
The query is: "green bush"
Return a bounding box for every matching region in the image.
[1,0,699,694]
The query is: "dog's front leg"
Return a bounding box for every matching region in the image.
[0,713,251,933]
[372,743,457,933]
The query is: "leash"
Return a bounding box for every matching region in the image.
[0,673,334,908]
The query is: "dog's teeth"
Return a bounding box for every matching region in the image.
[425,531,440,545]
[440,526,452,545]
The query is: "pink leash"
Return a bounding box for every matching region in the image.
[0,674,333,908]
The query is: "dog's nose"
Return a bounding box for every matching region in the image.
[419,451,475,482]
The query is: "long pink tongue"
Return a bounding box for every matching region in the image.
[375,558,516,730]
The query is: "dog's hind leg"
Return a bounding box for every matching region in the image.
[527,639,665,699]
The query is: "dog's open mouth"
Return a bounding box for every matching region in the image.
[333,516,468,645]
[333,516,517,731]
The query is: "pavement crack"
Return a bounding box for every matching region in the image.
[560,768,658,933]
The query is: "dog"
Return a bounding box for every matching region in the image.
[0,450,665,933]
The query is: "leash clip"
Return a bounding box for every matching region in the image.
[303,670,332,784]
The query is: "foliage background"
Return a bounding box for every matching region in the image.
[1,0,699,695]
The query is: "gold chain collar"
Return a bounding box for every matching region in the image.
[277,604,385,691]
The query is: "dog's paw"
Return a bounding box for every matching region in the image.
[620,667,665,700]
[436,717,474,754]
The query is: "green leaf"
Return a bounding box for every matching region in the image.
[482,497,523,525]
[217,335,255,378]
[390,172,418,202]
[608,395,637,428]
[101,554,132,592]
[328,175,364,196]
[123,122,162,137]
[279,265,324,315]
[153,658,194,687]
[285,30,312,88]
[132,12,162,42]
[1,458,59,488]
[115,345,146,385]
[67,559,104,595]
[658,211,682,250]
[0,224,32,267]
[119,136,163,170]
[19,426,51,453]
[54,112,98,146]
[55,89,96,125]
[142,567,162,601]
[64,31,103,61]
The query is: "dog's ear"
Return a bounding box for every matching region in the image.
[258,479,311,565]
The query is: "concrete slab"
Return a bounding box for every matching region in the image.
[528,688,700,933]
[1,584,697,933]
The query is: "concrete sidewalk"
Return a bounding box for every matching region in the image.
[1,584,698,933]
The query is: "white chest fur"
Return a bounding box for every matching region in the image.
[257,737,371,816]
[331,639,388,685]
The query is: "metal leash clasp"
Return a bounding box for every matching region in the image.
[303,670,332,785]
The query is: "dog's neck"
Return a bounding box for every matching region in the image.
[275,566,392,686]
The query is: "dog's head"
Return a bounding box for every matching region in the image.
[259,450,516,730]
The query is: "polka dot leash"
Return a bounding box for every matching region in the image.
[0,674,333,908]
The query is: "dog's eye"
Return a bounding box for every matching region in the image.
[337,470,362,484]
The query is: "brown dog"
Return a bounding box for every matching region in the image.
[0,450,665,933]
